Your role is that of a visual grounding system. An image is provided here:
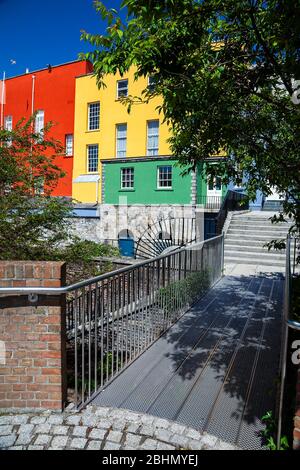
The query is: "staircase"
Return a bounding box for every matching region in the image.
[224,212,292,267]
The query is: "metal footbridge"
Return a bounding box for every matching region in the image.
[91,267,284,450]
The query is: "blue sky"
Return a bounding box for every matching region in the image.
[0,0,123,78]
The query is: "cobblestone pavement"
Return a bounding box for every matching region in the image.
[0,406,238,450]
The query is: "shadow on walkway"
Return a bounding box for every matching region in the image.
[93,267,284,449]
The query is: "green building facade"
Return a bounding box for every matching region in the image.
[102,156,227,205]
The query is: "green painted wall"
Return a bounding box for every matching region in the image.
[196,162,228,199]
[104,159,192,204]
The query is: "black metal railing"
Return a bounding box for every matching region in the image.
[216,190,249,234]
[277,236,300,449]
[0,236,224,410]
[196,195,225,210]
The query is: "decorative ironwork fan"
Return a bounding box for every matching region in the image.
[135,217,196,259]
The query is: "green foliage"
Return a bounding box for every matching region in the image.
[0,117,119,266]
[55,237,119,263]
[0,117,72,260]
[261,411,289,450]
[82,0,300,239]
[157,270,210,315]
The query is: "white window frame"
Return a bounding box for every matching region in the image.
[87,144,99,173]
[147,120,159,156]
[65,134,73,157]
[88,102,100,131]
[4,115,12,146]
[157,166,172,189]
[148,76,156,93]
[117,79,128,99]
[35,110,44,138]
[116,123,127,158]
[121,167,134,189]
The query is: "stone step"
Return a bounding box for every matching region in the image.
[226,235,286,242]
[224,256,286,267]
[225,241,280,249]
[224,249,286,260]
[227,229,288,237]
[225,245,285,254]
[230,221,291,230]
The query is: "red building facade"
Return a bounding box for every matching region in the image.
[1,60,93,197]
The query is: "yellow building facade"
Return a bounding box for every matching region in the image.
[72,69,171,203]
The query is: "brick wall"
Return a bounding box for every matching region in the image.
[0,261,67,411]
[294,367,300,450]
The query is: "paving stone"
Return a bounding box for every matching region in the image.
[15,433,34,446]
[157,442,176,451]
[0,425,13,436]
[170,423,186,435]
[30,416,47,425]
[35,424,52,434]
[72,426,88,437]
[70,438,87,449]
[18,424,35,435]
[34,434,52,446]
[201,433,218,448]
[52,425,69,435]
[28,445,44,450]
[81,416,98,427]
[87,440,103,450]
[154,428,172,442]
[139,425,155,437]
[97,419,112,429]
[111,420,126,431]
[95,408,110,417]
[153,418,170,430]
[107,430,123,443]
[0,434,17,448]
[169,433,189,448]
[47,415,64,425]
[188,439,204,450]
[11,415,29,425]
[140,415,154,426]
[50,436,69,449]
[140,438,158,450]
[185,428,202,441]
[65,415,81,426]
[0,416,13,426]
[8,446,24,450]
[127,423,140,434]
[104,442,121,450]
[89,428,107,440]
[124,433,142,447]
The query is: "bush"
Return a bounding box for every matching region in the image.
[156,270,210,317]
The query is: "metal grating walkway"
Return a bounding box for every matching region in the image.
[92,266,284,449]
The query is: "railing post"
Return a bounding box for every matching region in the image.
[277,235,291,449]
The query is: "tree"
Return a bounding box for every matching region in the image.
[81,0,300,237]
[0,116,74,260]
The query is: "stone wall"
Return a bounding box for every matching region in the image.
[0,261,67,411]
[67,204,206,246]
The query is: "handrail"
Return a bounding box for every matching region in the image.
[216,189,249,234]
[277,235,300,449]
[0,235,223,299]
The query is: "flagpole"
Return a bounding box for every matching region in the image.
[0,71,5,128]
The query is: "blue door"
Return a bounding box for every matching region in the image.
[118,238,135,257]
